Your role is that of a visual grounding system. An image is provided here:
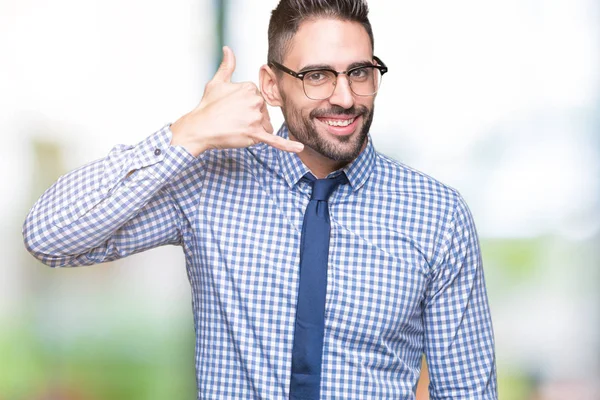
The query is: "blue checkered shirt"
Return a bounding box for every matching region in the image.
[24,124,497,399]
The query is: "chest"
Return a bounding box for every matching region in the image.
[187,171,430,332]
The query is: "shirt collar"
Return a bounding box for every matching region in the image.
[275,123,375,192]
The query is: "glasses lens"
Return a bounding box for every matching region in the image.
[302,70,337,100]
[348,66,382,96]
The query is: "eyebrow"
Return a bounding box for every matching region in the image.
[298,59,374,73]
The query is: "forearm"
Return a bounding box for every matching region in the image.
[23,126,196,267]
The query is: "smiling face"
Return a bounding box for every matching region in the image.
[269,18,377,173]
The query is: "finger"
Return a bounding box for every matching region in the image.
[252,130,304,153]
[261,104,274,134]
[212,46,236,83]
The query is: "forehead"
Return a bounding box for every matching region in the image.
[283,18,373,70]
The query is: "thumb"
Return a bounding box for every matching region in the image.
[212,46,236,83]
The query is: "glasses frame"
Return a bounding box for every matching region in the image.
[269,56,388,100]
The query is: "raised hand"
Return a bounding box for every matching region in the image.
[170,46,303,157]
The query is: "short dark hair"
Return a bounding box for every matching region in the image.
[267,0,374,64]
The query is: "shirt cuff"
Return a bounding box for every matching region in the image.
[130,124,197,183]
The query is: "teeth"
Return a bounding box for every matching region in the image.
[322,118,355,127]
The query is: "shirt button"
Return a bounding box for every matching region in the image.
[154,148,162,156]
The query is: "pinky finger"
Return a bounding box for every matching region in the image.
[252,130,304,153]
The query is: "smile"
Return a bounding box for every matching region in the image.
[320,118,356,127]
[314,115,362,137]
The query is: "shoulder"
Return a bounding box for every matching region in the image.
[371,151,462,210]
[374,152,479,241]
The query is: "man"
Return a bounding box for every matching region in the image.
[23,0,497,398]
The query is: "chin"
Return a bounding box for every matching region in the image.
[311,123,367,163]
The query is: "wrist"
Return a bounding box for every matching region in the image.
[169,116,209,157]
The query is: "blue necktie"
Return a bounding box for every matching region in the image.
[289,173,348,400]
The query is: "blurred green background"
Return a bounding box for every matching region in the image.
[1,0,598,399]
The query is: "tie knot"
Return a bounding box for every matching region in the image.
[306,173,348,201]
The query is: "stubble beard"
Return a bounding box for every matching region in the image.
[281,97,374,164]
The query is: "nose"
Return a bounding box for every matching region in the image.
[328,75,355,109]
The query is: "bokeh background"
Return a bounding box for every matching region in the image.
[1,0,598,399]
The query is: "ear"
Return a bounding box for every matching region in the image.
[259,64,283,107]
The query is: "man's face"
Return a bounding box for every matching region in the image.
[278,18,376,164]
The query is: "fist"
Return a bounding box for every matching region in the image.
[170,46,303,157]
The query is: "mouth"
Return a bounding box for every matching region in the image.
[315,115,361,136]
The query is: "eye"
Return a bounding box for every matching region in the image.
[349,67,370,80]
[304,70,332,85]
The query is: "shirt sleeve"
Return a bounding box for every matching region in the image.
[22,125,198,267]
[423,194,497,399]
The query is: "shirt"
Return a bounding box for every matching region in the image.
[23,124,497,399]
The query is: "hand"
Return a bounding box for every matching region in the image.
[170,46,304,157]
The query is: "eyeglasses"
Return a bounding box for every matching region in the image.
[269,56,388,100]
